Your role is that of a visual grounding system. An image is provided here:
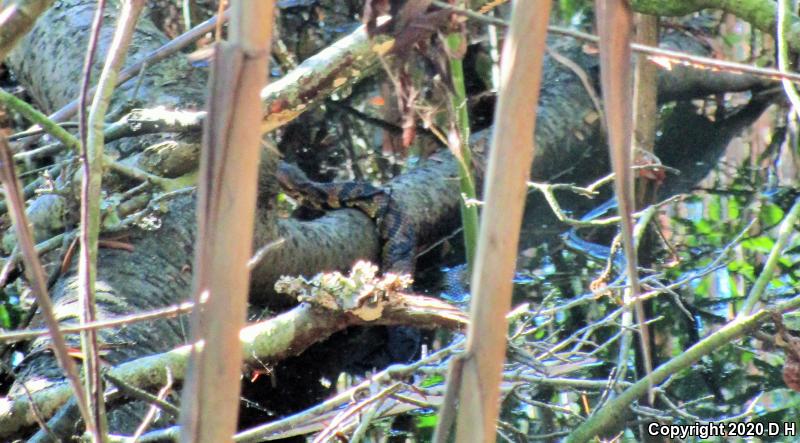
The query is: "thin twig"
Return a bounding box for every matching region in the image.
[235,340,463,442]
[0,89,81,151]
[0,136,93,433]
[103,371,179,418]
[431,1,800,84]
[80,2,146,438]
[313,383,402,443]
[0,301,194,344]
[565,293,800,442]
[8,122,80,142]
[738,196,800,316]
[546,47,604,122]
[0,89,175,189]
[0,361,59,442]
[129,369,176,441]
[79,0,107,178]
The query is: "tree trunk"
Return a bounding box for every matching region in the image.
[0,0,773,437]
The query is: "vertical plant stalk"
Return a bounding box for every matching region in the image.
[437,2,551,441]
[78,0,106,172]
[595,0,653,400]
[445,16,479,272]
[632,13,659,210]
[613,11,659,386]
[486,10,501,91]
[77,0,107,438]
[80,1,145,440]
[182,0,194,30]
[0,137,94,436]
[633,10,659,387]
[179,2,275,442]
[632,15,658,157]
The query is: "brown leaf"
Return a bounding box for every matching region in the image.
[784,351,800,392]
[772,312,800,392]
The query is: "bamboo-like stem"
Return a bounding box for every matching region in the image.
[439,2,552,441]
[179,2,275,442]
[596,0,653,402]
[445,13,479,273]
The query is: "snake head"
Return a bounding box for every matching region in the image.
[276,162,328,210]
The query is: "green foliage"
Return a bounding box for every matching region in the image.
[0,304,12,329]
[760,203,786,227]
[659,187,800,432]
[741,235,776,254]
[556,0,592,23]
[420,374,444,388]
[415,413,438,430]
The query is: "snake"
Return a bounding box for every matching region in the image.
[561,199,625,266]
[276,161,416,274]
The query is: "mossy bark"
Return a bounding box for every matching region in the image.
[0,0,775,437]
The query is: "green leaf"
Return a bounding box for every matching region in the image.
[708,198,721,222]
[694,276,711,298]
[694,219,713,235]
[741,236,775,254]
[728,198,741,220]
[420,374,444,388]
[415,413,438,429]
[0,305,10,329]
[760,204,785,226]
[729,260,755,281]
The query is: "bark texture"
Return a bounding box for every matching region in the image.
[0,0,775,436]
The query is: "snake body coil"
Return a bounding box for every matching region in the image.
[276,161,416,273]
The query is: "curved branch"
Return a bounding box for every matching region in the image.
[565,293,800,443]
[0,291,464,436]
